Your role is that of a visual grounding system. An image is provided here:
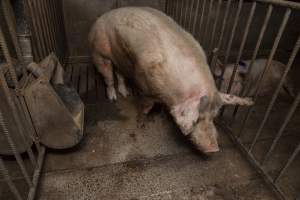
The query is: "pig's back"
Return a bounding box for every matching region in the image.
[92,7,217,105]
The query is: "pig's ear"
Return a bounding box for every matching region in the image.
[219,92,254,106]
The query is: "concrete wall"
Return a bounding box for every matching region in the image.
[63,0,165,60]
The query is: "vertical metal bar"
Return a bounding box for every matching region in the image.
[0,109,32,187]
[188,0,195,32]
[179,0,184,25]
[35,0,52,53]
[217,0,243,89]
[238,9,291,140]
[209,0,222,53]
[216,0,232,50]
[0,28,36,167]
[202,0,213,46]
[261,91,300,165]
[48,0,60,56]
[226,2,256,94]
[0,158,23,200]
[252,34,300,158]
[274,141,300,184]
[42,0,57,53]
[232,5,273,121]
[197,0,206,41]
[191,0,200,36]
[0,27,19,89]
[165,0,170,15]
[183,0,190,29]
[2,0,27,78]
[54,0,66,60]
[26,0,47,58]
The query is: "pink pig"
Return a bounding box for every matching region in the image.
[89,7,253,153]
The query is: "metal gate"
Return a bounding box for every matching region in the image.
[0,0,67,199]
[165,0,300,199]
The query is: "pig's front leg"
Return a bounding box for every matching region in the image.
[93,54,117,101]
[116,72,129,98]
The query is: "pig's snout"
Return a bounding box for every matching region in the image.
[189,120,219,154]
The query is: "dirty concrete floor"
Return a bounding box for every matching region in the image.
[33,64,278,200]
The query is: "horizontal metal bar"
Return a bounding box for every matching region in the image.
[256,0,300,10]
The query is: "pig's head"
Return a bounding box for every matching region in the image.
[171,93,253,154]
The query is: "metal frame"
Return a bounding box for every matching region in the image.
[165,0,300,199]
[0,0,66,199]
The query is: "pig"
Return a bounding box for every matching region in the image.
[214,59,294,97]
[88,7,254,153]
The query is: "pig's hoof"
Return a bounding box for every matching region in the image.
[107,87,117,101]
[118,84,129,98]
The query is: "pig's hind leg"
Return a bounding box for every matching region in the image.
[116,72,129,98]
[93,54,117,101]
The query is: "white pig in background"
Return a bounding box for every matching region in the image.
[89,7,254,153]
[215,59,294,97]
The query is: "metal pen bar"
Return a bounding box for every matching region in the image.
[217,0,243,89]
[2,0,27,77]
[216,0,232,52]
[35,0,51,53]
[233,5,273,122]
[0,27,19,89]
[49,0,60,56]
[165,0,170,15]
[180,0,185,25]
[0,158,23,200]
[238,8,291,141]
[0,28,36,167]
[172,0,177,19]
[0,109,32,187]
[24,0,43,61]
[188,0,195,32]
[56,0,67,61]
[42,0,56,53]
[198,0,206,42]
[209,0,222,53]
[274,141,300,184]
[253,34,300,161]
[261,91,300,165]
[183,0,190,29]
[257,0,300,10]
[191,0,200,36]
[203,0,213,47]
[27,0,47,58]
[226,2,256,95]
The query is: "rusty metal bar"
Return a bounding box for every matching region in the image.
[191,0,200,36]
[261,91,300,165]
[209,0,222,53]
[0,109,32,187]
[217,0,243,89]
[198,0,206,41]
[0,158,23,200]
[252,34,300,159]
[274,141,300,183]
[239,8,291,140]
[216,0,232,51]
[188,0,195,31]
[233,5,273,122]
[202,0,213,46]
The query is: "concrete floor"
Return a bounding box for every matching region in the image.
[35,64,277,200]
